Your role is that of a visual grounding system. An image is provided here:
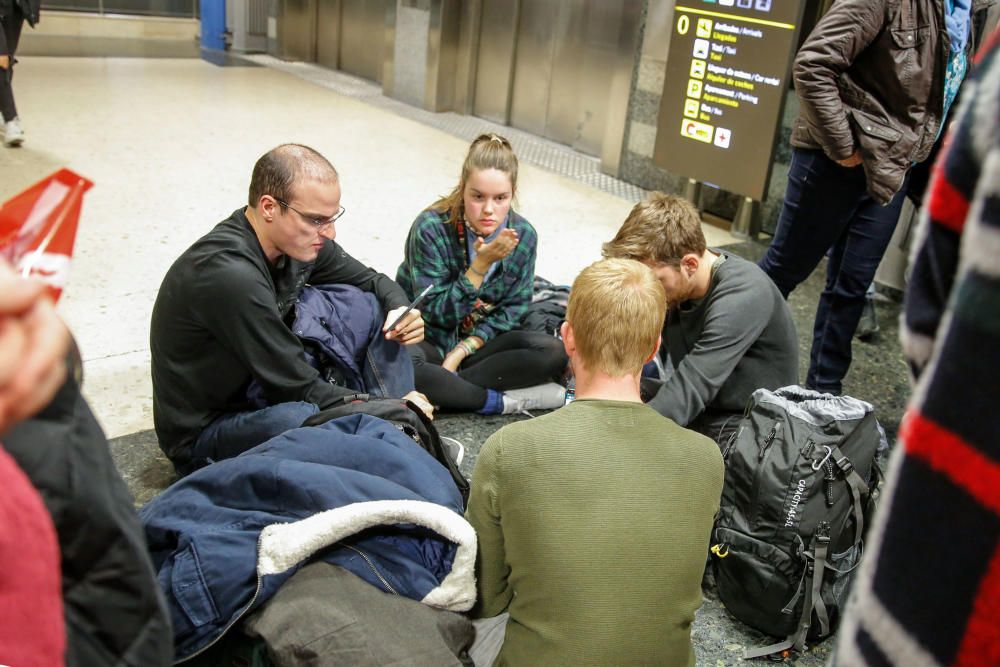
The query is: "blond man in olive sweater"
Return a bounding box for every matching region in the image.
[465,258,724,667]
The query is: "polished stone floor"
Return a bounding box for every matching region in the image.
[6,51,911,666]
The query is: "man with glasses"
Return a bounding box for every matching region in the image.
[150,144,429,475]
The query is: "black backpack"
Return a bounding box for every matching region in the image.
[711,386,883,659]
[302,394,470,506]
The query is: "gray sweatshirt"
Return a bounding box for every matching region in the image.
[648,252,799,428]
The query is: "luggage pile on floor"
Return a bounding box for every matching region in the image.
[140,410,477,665]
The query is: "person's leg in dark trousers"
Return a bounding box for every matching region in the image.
[460,330,567,390]
[758,148,871,298]
[409,332,567,411]
[807,178,909,393]
[409,341,489,411]
[0,7,25,124]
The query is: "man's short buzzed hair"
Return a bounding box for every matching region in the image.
[248,144,339,208]
[602,192,706,267]
[567,258,666,377]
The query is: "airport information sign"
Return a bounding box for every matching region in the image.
[653,1,805,201]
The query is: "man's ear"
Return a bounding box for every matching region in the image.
[257,195,279,222]
[560,321,575,357]
[644,335,662,365]
[681,253,700,278]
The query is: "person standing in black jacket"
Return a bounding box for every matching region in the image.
[0,0,39,147]
[151,144,430,474]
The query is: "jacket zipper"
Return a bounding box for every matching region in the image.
[176,536,267,663]
[345,544,399,595]
[748,422,781,527]
[758,422,781,461]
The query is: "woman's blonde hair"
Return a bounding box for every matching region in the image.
[566,258,667,377]
[431,134,519,226]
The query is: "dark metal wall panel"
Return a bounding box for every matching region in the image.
[427,0,461,111]
[280,0,317,62]
[340,0,387,82]
[542,0,584,147]
[507,0,640,157]
[316,0,341,69]
[472,0,519,125]
[551,0,637,155]
[249,0,269,32]
[600,0,641,173]
[382,0,396,93]
[509,0,557,137]
[454,0,481,114]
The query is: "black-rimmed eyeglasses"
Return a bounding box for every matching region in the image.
[274,197,346,229]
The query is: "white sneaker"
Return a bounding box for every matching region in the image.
[441,437,465,467]
[3,117,24,147]
[501,382,567,416]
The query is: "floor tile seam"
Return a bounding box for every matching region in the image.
[66,288,158,300]
[242,54,647,204]
[82,348,149,362]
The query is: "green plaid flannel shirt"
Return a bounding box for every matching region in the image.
[396,208,537,355]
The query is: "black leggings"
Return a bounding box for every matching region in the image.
[409,330,568,410]
[0,6,24,122]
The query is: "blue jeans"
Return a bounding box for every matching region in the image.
[188,401,319,472]
[759,148,908,394]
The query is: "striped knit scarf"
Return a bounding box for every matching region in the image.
[833,28,1000,667]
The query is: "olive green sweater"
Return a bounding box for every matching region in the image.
[466,399,724,666]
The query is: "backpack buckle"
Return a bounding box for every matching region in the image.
[711,543,730,558]
[835,454,855,475]
[811,445,833,471]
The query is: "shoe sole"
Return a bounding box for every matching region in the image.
[4,137,23,147]
[441,437,465,467]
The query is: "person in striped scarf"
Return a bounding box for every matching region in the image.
[834,27,1000,667]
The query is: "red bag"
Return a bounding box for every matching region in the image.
[0,169,93,302]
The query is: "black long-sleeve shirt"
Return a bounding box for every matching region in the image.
[150,208,408,465]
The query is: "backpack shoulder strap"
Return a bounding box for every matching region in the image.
[830,410,878,545]
[745,523,832,660]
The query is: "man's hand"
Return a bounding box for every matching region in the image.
[403,390,434,420]
[0,263,70,435]
[474,228,519,265]
[383,308,425,345]
[836,150,863,168]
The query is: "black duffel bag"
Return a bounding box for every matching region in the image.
[302,394,470,506]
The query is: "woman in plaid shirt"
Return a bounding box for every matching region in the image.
[396,134,568,414]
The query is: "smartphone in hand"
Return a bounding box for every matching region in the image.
[387,283,434,331]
